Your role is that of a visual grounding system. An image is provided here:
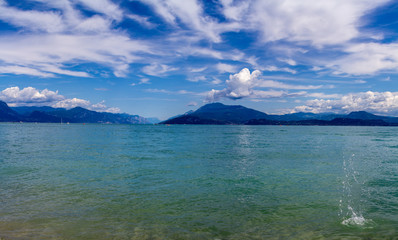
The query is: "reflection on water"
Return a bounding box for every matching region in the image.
[1,124,398,239]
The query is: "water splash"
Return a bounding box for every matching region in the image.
[340,153,373,227]
[341,206,371,227]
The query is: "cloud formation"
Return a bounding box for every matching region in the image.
[0,87,63,105]
[293,91,398,116]
[0,0,151,78]
[221,0,389,47]
[330,43,398,75]
[206,68,327,102]
[0,86,120,113]
[142,63,179,77]
[0,0,395,79]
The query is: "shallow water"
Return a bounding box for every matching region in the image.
[1,123,398,239]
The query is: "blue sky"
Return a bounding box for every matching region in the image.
[0,0,398,119]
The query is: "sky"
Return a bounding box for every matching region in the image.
[0,0,398,119]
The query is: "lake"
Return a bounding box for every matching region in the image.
[1,123,398,239]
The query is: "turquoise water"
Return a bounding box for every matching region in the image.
[1,123,398,239]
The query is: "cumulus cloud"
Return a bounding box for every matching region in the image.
[206,68,260,101]
[0,87,63,105]
[206,68,327,102]
[292,91,398,116]
[0,86,119,112]
[54,98,121,113]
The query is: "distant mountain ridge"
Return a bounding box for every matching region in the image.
[0,101,21,122]
[0,100,151,124]
[191,102,268,124]
[161,103,398,126]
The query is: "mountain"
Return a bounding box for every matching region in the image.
[266,112,343,121]
[245,118,391,126]
[346,111,398,124]
[166,110,194,121]
[0,101,21,122]
[162,103,268,124]
[0,102,151,124]
[38,107,150,124]
[11,106,66,115]
[161,102,398,126]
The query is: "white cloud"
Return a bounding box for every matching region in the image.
[187,101,197,106]
[53,97,91,109]
[206,68,333,102]
[206,68,261,101]
[257,80,324,90]
[131,78,151,86]
[90,100,121,113]
[188,76,207,82]
[211,77,222,85]
[0,86,63,105]
[0,2,64,33]
[293,91,398,115]
[330,43,398,75]
[52,98,121,113]
[141,0,239,43]
[382,76,391,82]
[216,63,238,73]
[0,33,148,78]
[311,66,323,71]
[145,88,195,95]
[262,66,297,74]
[139,78,150,84]
[0,0,152,78]
[0,86,119,112]
[245,0,390,47]
[278,58,297,66]
[142,63,178,76]
[76,0,123,21]
[206,68,331,102]
[306,93,342,99]
[0,66,55,77]
[127,14,156,29]
[75,15,112,33]
[252,90,307,99]
[190,66,207,73]
[354,79,366,84]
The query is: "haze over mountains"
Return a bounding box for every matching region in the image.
[162,103,398,126]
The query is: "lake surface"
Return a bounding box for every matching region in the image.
[1,123,398,239]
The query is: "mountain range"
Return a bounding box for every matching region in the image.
[0,100,156,124]
[2,100,398,126]
[161,103,398,126]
